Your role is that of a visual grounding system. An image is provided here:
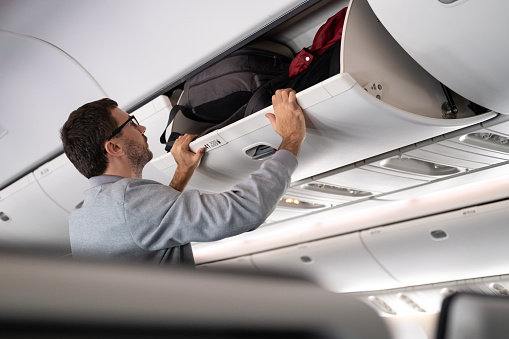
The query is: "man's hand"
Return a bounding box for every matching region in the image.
[169,134,205,192]
[265,88,306,157]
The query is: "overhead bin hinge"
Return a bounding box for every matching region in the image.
[364,82,383,100]
[440,83,458,119]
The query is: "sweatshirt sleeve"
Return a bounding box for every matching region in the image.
[123,151,297,250]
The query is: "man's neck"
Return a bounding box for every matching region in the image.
[103,157,142,178]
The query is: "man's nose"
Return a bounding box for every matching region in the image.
[138,124,146,134]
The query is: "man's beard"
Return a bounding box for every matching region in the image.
[124,137,153,177]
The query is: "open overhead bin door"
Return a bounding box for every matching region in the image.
[366,0,509,114]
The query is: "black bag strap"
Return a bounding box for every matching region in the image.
[160,104,185,145]
[244,73,290,117]
[163,132,183,152]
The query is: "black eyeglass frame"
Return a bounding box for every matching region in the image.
[107,115,139,141]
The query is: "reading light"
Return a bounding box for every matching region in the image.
[285,198,300,204]
[278,197,326,210]
[398,293,426,313]
[368,296,397,315]
[489,283,509,296]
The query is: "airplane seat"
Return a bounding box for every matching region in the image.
[436,293,509,339]
[0,250,392,339]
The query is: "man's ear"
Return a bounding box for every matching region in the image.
[104,140,124,156]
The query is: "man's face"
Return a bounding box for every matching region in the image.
[110,108,153,169]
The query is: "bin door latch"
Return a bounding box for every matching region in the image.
[243,143,277,160]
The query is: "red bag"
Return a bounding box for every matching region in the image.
[289,7,347,77]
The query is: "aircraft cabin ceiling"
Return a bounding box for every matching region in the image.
[0,0,311,189]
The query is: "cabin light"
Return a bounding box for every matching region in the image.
[368,296,397,315]
[301,183,372,197]
[489,283,509,296]
[397,293,426,313]
[285,198,300,204]
[0,212,10,222]
[278,197,326,210]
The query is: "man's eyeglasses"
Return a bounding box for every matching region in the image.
[107,115,139,141]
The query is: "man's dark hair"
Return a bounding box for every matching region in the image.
[61,98,119,178]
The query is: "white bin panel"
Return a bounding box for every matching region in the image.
[361,199,509,286]
[34,154,89,213]
[252,232,402,292]
[0,174,70,253]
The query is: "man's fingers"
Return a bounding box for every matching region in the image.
[195,147,206,159]
[272,88,297,110]
[174,134,198,147]
[265,113,276,127]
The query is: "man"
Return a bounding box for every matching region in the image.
[60,89,306,265]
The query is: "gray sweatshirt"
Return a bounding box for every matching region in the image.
[69,150,297,265]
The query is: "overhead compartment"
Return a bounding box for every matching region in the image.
[250,232,403,293]
[0,29,107,190]
[366,0,509,114]
[151,0,496,194]
[360,199,509,286]
[0,173,70,254]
